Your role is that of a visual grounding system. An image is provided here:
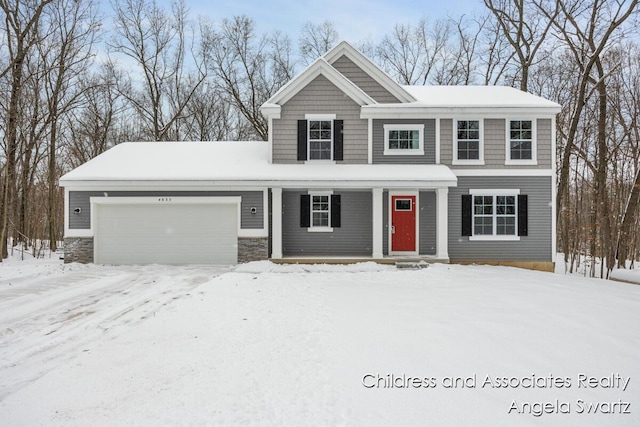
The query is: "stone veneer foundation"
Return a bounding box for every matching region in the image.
[64,236,268,264]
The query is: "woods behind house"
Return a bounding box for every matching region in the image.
[1,0,638,277]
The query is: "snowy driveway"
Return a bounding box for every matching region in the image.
[0,261,229,402]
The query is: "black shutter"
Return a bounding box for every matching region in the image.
[333,120,343,161]
[300,194,310,227]
[297,120,307,161]
[331,194,341,227]
[518,194,528,236]
[461,195,472,236]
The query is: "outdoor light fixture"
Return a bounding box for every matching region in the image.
[250,207,257,215]
[74,207,82,214]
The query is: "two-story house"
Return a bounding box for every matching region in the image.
[60,41,560,271]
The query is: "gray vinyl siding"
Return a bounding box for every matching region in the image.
[282,190,372,256]
[68,191,264,230]
[272,75,368,164]
[382,191,436,256]
[372,119,436,164]
[419,191,436,255]
[330,55,401,103]
[448,176,553,262]
[440,118,552,169]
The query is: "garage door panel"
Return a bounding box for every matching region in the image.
[95,202,238,265]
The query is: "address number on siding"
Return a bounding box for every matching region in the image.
[158,197,172,202]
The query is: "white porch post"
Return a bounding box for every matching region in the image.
[372,188,383,258]
[271,187,283,259]
[436,187,449,260]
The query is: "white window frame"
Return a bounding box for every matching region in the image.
[505,119,537,165]
[468,189,520,241]
[306,114,335,162]
[453,119,484,165]
[383,124,424,156]
[308,190,333,232]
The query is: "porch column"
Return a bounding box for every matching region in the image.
[271,187,283,259]
[436,187,449,260]
[372,188,383,258]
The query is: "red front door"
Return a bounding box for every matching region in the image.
[391,196,416,252]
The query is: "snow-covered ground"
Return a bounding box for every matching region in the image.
[1,257,639,426]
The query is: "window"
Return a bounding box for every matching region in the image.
[300,193,341,231]
[395,199,412,211]
[507,120,536,163]
[297,116,343,161]
[454,120,483,164]
[383,124,424,155]
[309,120,333,160]
[461,191,527,240]
[473,195,516,236]
[311,195,330,227]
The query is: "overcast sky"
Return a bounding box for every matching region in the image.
[167,0,484,43]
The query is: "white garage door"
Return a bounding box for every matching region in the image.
[94,201,238,265]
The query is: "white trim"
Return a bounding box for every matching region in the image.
[469,189,520,196]
[469,235,520,241]
[388,191,419,256]
[263,190,269,239]
[383,124,425,156]
[64,180,458,190]
[64,187,70,238]
[468,191,520,240]
[305,113,336,120]
[436,188,449,260]
[453,169,553,177]
[264,59,375,107]
[367,118,373,164]
[308,191,334,232]
[452,119,485,165]
[307,118,334,161]
[260,103,281,119]
[551,115,557,260]
[90,196,242,205]
[271,188,283,259]
[505,118,537,165]
[435,118,441,164]
[372,188,383,258]
[323,41,416,103]
[268,116,274,164]
[360,107,561,119]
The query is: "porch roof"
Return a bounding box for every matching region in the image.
[59,141,457,189]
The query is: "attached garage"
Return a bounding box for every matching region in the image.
[93,197,239,265]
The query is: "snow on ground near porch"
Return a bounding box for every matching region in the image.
[1,259,639,426]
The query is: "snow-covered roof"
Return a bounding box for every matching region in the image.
[59,141,457,189]
[361,85,561,118]
[403,85,561,108]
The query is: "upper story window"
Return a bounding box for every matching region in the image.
[454,119,483,164]
[308,120,333,160]
[506,120,536,165]
[383,124,424,156]
[297,115,343,162]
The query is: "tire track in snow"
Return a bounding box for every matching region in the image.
[0,264,228,402]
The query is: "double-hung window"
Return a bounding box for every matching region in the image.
[507,120,536,164]
[297,115,343,162]
[454,120,483,164]
[300,192,341,232]
[383,124,424,155]
[461,190,528,240]
[308,120,333,160]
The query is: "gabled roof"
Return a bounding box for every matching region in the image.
[262,57,376,116]
[323,41,416,103]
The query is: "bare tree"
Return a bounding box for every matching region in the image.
[203,16,295,141]
[484,0,559,91]
[299,20,338,65]
[108,0,206,141]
